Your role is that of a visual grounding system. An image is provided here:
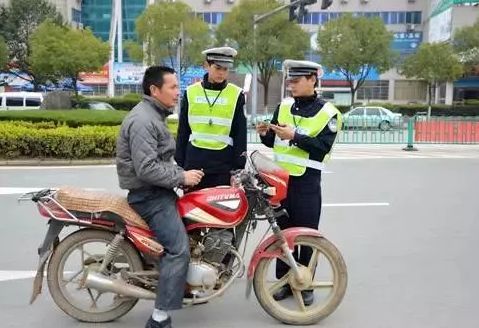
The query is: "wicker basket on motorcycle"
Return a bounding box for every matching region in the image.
[55,186,149,230]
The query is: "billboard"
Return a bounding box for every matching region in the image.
[429,7,452,42]
[392,32,423,56]
[79,64,109,85]
[113,63,147,85]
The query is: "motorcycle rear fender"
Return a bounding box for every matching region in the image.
[30,220,65,304]
[247,227,322,280]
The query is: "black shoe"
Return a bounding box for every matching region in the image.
[145,316,172,328]
[273,285,293,301]
[301,290,314,306]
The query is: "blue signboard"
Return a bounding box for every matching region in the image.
[180,66,205,93]
[392,32,423,56]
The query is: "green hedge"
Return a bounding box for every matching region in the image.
[0,121,119,159]
[0,110,128,127]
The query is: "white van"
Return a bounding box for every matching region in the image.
[0,92,44,110]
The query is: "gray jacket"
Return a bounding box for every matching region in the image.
[116,96,185,190]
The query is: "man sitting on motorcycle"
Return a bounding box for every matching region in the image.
[116,66,204,328]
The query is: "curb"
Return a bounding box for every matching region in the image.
[0,158,116,166]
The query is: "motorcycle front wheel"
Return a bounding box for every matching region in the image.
[46,229,144,322]
[253,235,347,325]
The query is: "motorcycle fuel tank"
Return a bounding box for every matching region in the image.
[178,186,248,230]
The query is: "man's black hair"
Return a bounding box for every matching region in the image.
[142,66,176,96]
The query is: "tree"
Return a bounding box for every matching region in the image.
[401,43,463,117]
[29,21,109,97]
[0,0,63,89]
[453,18,479,73]
[127,1,210,74]
[317,14,395,107]
[216,0,309,106]
[0,36,7,71]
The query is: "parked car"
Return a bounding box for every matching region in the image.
[0,92,43,110]
[342,106,402,131]
[83,101,116,110]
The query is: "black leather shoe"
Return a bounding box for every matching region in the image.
[273,285,293,301]
[145,316,172,328]
[301,290,314,306]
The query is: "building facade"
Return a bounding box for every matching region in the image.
[78,0,479,105]
[0,0,82,26]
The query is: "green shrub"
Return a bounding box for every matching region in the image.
[0,122,119,159]
[0,110,127,127]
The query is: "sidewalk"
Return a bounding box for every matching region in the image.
[1,144,478,166]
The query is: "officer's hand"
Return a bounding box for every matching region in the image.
[256,122,270,136]
[183,170,204,186]
[271,124,295,141]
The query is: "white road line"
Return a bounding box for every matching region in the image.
[323,202,390,207]
[0,165,115,170]
[0,187,105,195]
[0,271,36,282]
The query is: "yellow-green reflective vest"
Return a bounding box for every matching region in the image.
[273,99,342,176]
[186,82,242,150]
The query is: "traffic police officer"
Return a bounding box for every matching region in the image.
[175,47,247,191]
[256,59,342,306]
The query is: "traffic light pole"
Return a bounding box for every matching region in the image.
[251,0,304,123]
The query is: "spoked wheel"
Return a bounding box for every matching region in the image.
[47,229,143,322]
[253,236,347,325]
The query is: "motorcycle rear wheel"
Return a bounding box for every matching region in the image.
[253,235,347,325]
[47,229,144,322]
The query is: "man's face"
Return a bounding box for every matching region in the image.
[150,73,180,108]
[206,62,229,84]
[287,75,316,97]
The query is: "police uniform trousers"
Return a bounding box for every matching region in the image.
[276,170,322,279]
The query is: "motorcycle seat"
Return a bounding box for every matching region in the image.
[54,186,149,230]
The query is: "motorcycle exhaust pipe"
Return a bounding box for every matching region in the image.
[83,271,155,300]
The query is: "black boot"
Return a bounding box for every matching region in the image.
[301,290,314,306]
[273,285,293,301]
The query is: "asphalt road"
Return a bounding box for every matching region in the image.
[0,148,478,328]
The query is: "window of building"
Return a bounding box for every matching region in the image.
[357,80,389,100]
[72,8,82,24]
[320,12,329,24]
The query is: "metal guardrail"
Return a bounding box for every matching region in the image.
[247,116,479,146]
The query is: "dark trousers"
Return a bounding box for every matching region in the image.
[127,188,190,311]
[276,172,322,279]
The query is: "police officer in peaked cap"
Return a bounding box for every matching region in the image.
[175,46,247,191]
[256,59,343,306]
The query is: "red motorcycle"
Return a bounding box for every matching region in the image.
[21,151,347,325]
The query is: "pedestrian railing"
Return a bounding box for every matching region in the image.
[247,115,479,146]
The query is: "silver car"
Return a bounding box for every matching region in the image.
[343,106,402,131]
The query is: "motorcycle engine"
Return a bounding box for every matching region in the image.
[186,229,234,293]
[202,229,234,265]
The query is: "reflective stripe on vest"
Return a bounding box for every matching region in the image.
[189,133,234,146]
[187,82,241,150]
[274,153,326,171]
[273,100,342,176]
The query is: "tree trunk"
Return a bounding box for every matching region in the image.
[349,81,355,109]
[72,75,78,98]
[427,83,432,119]
[262,81,269,110]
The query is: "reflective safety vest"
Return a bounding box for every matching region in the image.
[273,99,342,176]
[186,82,242,150]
